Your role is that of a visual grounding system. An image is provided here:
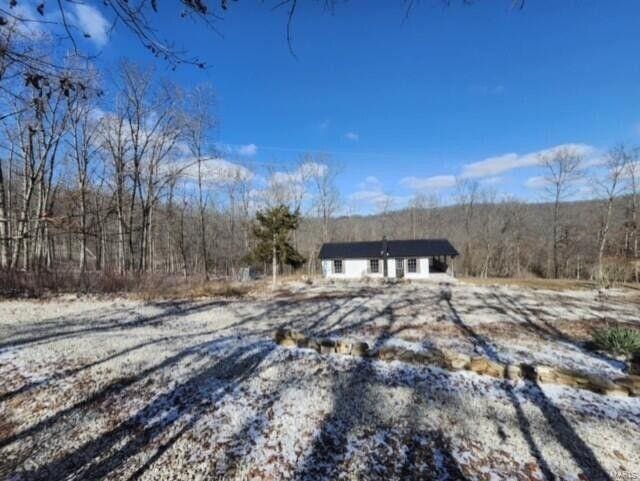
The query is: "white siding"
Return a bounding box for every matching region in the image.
[322,257,430,279]
[404,257,430,279]
[321,259,332,277]
[387,258,396,278]
[322,258,385,279]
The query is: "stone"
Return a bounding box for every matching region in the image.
[274,329,288,343]
[297,337,320,351]
[351,341,370,357]
[520,363,537,381]
[335,340,352,355]
[535,366,612,392]
[468,357,505,378]
[278,337,297,348]
[587,376,629,397]
[397,349,429,365]
[377,346,402,362]
[319,339,336,355]
[613,375,640,396]
[535,365,564,384]
[505,364,523,381]
[591,379,629,397]
[274,329,306,345]
[442,351,470,370]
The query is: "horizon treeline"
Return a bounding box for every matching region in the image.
[0,52,638,282]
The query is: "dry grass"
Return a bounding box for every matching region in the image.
[0,270,141,298]
[0,270,252,300]
[459,277,598,291]
[136,278,251,301]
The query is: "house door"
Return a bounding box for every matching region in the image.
[395,258,404,278]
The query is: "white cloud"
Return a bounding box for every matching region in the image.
[236,143,258,156]
[344,132,359,141]
[525,175,592,200]
[581,155,606,168]
[350,189,392,204]
[218,143,258,157]
[271,162,327,185]
[180,157,254,184]
[298,161,328,178]
[524,176,547,190]
[400,175,456,190]
[462,143,595,179]
[462,153,520,178]
[350,176,410,212]
[357,176,382,191]
[479,176,503,186]
[73,4,109,47]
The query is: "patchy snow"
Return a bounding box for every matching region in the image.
[0,282,639,480]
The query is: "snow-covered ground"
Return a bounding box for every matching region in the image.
[1,281,639,480]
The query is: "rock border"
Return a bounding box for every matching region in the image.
[274,329,639,398]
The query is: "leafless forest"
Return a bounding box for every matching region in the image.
[0,54,638,287]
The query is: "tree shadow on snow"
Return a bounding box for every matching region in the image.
[12,341,275,481]
[291,293,469,481]
[441,287,612,481]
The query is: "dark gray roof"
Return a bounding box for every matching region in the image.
[318,239,459,259]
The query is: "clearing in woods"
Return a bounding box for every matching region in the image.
[1,280,639,480]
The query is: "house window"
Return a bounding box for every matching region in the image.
[407,258,418,273]
[369,259,379,273]
[333,259,343,274]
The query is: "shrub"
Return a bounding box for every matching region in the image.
[592,325,640,357]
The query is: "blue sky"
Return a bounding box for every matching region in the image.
[32,0,640,212]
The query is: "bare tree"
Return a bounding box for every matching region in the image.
[592,145,629,282]
[625,149,639,282]
[100,105,130,273]
[7,72,72,270]
[67,72,101,271]
[540,147,583,278]
[455,178,480,276]
[308,155,340,243]
[184,85,216,279]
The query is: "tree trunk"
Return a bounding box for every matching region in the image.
[552,191,560,279]
[0,163,8,268]
[597,198,614,282]
[272,233,277,289]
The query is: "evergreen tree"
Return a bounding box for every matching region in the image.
[251,205,305,285]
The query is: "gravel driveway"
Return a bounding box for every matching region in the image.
[1,281,639,480]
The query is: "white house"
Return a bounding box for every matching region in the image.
[319,238,458,279]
